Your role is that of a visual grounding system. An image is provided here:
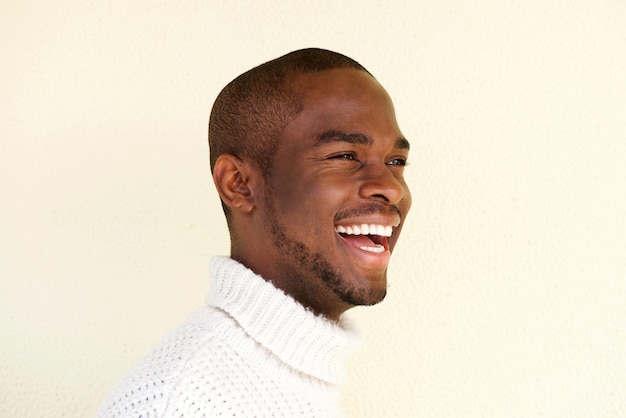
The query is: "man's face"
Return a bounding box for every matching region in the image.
[261,68,411,317]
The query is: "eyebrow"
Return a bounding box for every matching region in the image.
[314,130,410,150]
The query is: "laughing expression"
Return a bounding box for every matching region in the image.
[259,68,411,320]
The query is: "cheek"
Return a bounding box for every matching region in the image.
[274,176,352,227]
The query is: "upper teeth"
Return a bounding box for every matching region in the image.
[335,224,393,237]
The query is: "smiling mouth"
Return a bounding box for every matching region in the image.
[334,224,393,254]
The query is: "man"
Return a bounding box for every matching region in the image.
[97,48,411,417]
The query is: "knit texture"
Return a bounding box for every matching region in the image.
[96,256,361,417]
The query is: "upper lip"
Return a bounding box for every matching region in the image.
[334,203,402,228]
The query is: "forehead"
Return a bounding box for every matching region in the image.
[282,69,402,144]
[291,68,390,109]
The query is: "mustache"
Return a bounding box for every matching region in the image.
[334,202,401,223]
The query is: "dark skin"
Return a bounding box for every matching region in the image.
[212,68,411,322]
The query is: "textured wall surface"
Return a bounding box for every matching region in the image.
[2,1,625,417]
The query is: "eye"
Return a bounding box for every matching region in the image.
[329,152,358,161]
[387,157,408,167]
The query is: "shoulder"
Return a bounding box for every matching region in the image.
[96,307,235,418]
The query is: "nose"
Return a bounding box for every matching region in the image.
[358,164,409,206]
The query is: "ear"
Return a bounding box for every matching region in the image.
[212,154,259,215]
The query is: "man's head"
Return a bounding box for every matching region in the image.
[209,49,411,321]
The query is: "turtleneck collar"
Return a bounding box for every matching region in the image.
[207,256,361,385]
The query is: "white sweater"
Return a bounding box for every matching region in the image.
[97,256,361,418]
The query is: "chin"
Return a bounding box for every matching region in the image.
[334,275,388,307]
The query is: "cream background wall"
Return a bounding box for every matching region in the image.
[2,1,625,417]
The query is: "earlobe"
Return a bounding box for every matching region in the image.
[212,155,257,214]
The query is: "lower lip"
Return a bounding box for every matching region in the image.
[336,233,391,268]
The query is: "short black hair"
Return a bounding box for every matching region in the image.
[208,48,371,176]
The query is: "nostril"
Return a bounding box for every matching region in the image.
[358,168,406,205]
[371,193,390,203]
